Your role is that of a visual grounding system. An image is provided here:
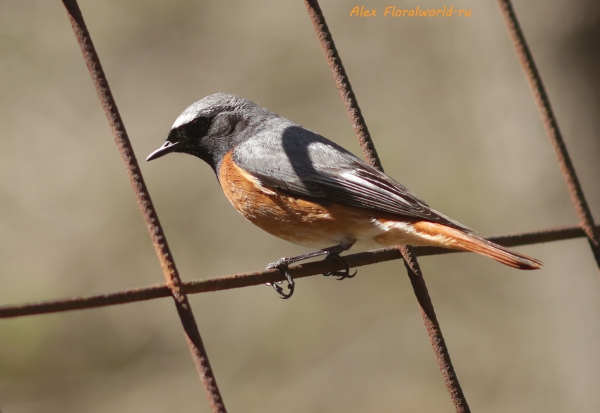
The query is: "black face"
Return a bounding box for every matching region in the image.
[146,115,215,163]
[171,116,213,144]
[146,109,250,178]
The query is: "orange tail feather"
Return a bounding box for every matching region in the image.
[412,222,543,270]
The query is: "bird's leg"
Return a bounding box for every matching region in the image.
[323,252,357,280]
[266,241,356,298]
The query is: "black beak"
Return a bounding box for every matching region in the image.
[146,140,179,161]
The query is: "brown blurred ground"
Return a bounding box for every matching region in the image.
[1,0,600,412]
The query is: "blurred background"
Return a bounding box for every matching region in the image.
[1,0,600,411]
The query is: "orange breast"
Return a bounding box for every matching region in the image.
[218,153,379,248]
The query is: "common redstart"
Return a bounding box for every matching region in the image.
[147,93,542,298]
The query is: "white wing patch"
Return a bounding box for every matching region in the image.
[339,171,413,206]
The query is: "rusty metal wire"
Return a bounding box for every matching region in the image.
[303,1,470,411]
[0,223,590,319]
[497,0,600,268]
[5,0,595,411]
[61,1,226,411]
[400,246,469,412]
[302,0,382,171]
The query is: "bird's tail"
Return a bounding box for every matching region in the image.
[412,221,542,270]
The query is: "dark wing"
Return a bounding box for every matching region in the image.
[232,124,472,232]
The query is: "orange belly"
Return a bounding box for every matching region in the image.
[218,153,389,248]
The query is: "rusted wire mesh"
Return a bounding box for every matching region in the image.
[1,1,597,412]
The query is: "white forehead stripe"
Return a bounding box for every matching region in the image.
[172,111,198,129]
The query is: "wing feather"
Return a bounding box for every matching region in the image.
[231,124,471,232]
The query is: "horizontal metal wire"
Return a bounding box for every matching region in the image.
[0,223,590,319]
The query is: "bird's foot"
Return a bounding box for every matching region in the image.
[323,253,357,280]
[266,258,295,299]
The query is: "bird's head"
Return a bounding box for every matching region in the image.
[146,93,257,170]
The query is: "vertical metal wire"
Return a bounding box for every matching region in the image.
[61,1,227,411]
[400,247,470,412]
[303,1,470,411]
[497,0,600,268]
[302,1,383,172]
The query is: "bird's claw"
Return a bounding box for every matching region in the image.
[266,258,287,270]
[323,253,357,280]
[266,259,295,299]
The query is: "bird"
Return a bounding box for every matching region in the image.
[147,93,542,298]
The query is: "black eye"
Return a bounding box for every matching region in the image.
[186,116,213,137]
[168,116,215,144]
